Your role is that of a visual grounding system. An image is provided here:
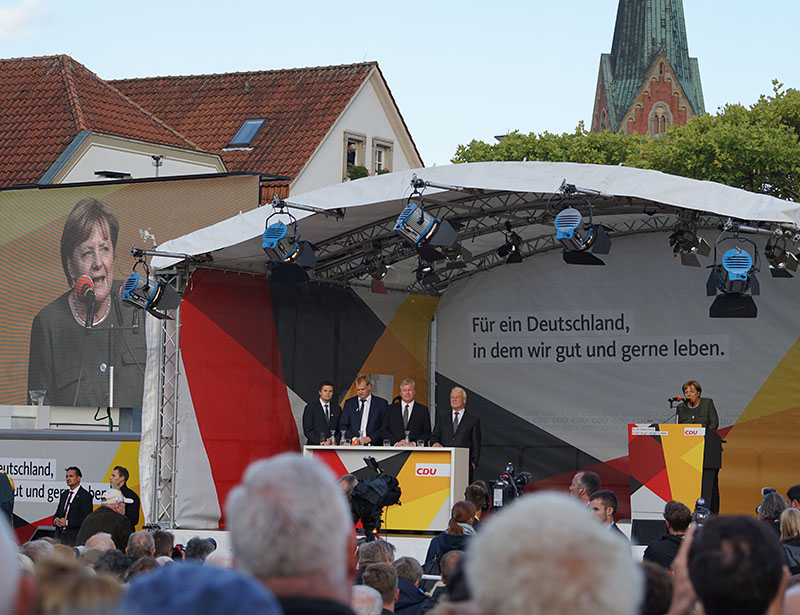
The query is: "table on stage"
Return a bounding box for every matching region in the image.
[304,445,469,532]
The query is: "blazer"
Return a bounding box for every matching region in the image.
[381,401,432,445]
[302,400,342,445]
[340,395,389,443]
[431,409,481,467]
[53,485,93,546]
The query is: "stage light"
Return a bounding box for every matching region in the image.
[443,242,472,270]
[262,221,317,268]
[121,270,181,320]
[764,236,798,277]
[706,237,760,318]
[554,207,611,265]
[669,219,711,267]
[496,223,523,264]
[394,199,456,248]
[367,260,387,281]
[416,261,439,286]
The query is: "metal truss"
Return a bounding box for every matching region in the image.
[150,267,187,528]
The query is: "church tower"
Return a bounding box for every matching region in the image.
[591,0,705,136]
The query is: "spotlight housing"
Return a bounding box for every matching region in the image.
[416,261,439,286]
[262,222,317,268]
[706,238,760,318]
[764,237,798,277]
[394,201,457,248]
[121,271,181,320]
[497,226,523,264]
[669,219,711,267]
[554,207,611,265]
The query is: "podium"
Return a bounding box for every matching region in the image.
[628,423,705,544]
[304,445,469,532]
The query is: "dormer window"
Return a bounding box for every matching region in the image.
[227,118,266,148]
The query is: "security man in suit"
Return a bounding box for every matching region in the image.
[432,386,482,481]
[381,378,431,446]
[109,465,140,529]
[302,380,342,445]
[340,375,388,445]
[53,466,93,546]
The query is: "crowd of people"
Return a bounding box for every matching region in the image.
[3,454,800,614]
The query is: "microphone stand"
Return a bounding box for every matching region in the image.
[659,399,680,425]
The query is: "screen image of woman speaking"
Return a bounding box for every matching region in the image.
[27,199,146,408]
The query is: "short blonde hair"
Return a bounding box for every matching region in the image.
[780,508,800,541]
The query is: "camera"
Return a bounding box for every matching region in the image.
[489,462,532,511]
[692,497,711,527]
[761,487,776,496]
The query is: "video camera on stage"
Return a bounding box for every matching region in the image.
[692,497,711,527]
[349,456,402,541]
[489,462,532,511]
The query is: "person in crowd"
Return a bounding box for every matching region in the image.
[303,379,342,445]
[381,378,432,446]
[93,549,133,583]
[464,483,489,531]
[788,484,800,510]
[152,529,174,557]
[20,539,54,563]
[185,536,216,561]
[588,489,627,539]
[421,550,463,614]
[643,500,692,570]
[363,563,399,614]
[205,548,234,568]
[640,560,673,615]
[85,532,115,552]
[466,492,643,615]
[393,556,429,615]
[53,466,93,546]
[424,501,476,572]
[569,470,601,505]
[122,561,282,615]
[1,518,35,615]
[109,465,140,528]
[758,491,787,536]
[126,530,155,560]
[126,556,158,581]
[356,539,395,583]
[341,375,389,444]
[36,555,123,614]
[76,488,134,550]
[780,508,800,575]
[677,380,722,513]
[225,453,357,614]
[352,585,383,615]
[431,387,481,481]
[27,198,146,407]
[785,584,800,615]
[686,515,790,615]
[339,473,359,502]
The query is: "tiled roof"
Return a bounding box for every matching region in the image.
[605,0,705,130]
[111,62,381,182]
[0,55,197,187]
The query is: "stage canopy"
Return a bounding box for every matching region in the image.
[152,161,800,292]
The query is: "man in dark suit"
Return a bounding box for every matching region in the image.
[302,380,342,445]
[110,465,140,529]
[340,375,388,445]
[431,386,481,480]
[53,466,93,546]
[589,490,627,541]
[381,378,431,446]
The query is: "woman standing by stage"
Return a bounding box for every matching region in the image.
[677,380,722,513]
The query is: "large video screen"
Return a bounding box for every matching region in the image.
[0,174,259,407]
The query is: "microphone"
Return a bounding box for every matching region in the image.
[74,275,95,302]
[667,395,683,403]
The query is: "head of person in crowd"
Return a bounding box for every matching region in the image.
[52,544,76,560]
[393,556,423,587]
[466,492,642,615]
[357,539,396,568]
[362,563,398,612]
[127,530,156,560]
[94,549,132,583]
[788,484,800,510]
[122,562,282,615]
[588,489,618,526]
[781,508,800,541]
[205,548,234,569]
[36,556,123,615]
[440,550,463,586]
[689,515,789,615]
[127,556,158,581]
[759,491,788,521]
[151,529,174,557]
[100,488,132,515]
[639,560,672,615]
[338,473,359,501]
[569,470,601,504]
[185,536,216,561]
[664,500,692,534]
[225,453,356,606]
[464,483,489,519]
[447,501,476,535]
[20,539,54,564]
[85,532,115,553]
[352,584,383,615]
[109,465,129,489]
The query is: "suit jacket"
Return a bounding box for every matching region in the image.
[381,401,431,445]
[53,485,93,546]
[120,483,140,528]
[302,400,342,445]
[431,409,481,467]
[609,522,628,541]
[340,395,388,443]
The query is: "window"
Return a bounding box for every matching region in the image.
[343,132,367,180]
[227,118,266,148]
[648,103,673,137]
[372,138,393,174]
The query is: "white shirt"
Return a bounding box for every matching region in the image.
[452,409,464,428]
[358,395,372,436]
[319,399,331,419]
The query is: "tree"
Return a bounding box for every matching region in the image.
[452,83,800,201]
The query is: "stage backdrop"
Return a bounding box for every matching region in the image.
[434,231,800,516]
[0,175,259,408]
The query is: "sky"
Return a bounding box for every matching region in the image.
[1,0,798,166]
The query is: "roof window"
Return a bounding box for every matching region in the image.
[227,118,266,148]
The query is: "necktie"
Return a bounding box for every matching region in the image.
[453,412,460,434]
[403,404,410,428]
[64,490,74,519]
[360,399,365,412]
[324,403,330,422]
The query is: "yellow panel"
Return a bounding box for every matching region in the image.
[386,295,440,366]
[383,488,450,531]
[738,337,800,423]
[659,424,703,506]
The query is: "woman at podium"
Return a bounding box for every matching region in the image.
[677,380,721,513]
